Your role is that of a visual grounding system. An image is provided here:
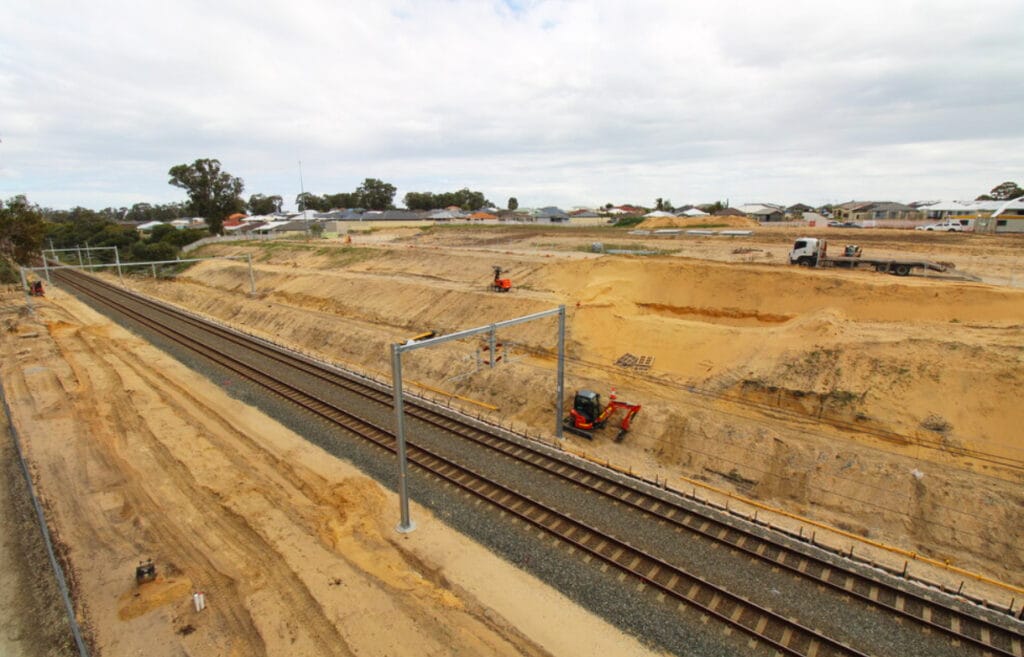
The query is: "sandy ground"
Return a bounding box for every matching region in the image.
[160,227,1024,591]
[0,287,661,657]
[3,222,1023,654]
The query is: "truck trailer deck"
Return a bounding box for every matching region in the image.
[789,238,952,276]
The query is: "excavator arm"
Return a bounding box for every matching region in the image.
[607,400,641,442]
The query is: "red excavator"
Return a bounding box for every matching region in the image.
[491,266,512,292]
[564,388,641,442]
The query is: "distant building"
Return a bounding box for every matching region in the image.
[736,203,784,222]
[534,207,570,222]
[136,220,165,232]
[832,201,919,222]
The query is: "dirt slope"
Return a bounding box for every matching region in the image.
[142,234,1024,594]
[0,289,658,657]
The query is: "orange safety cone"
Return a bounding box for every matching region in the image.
[609,386,617,401]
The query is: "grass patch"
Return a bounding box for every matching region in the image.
[322,246,384,267]
[578,243,676,255]
[607,215,646,228]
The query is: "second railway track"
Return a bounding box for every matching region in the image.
[51,267,1024,657]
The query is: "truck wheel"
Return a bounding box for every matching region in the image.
[893,264,911,277]
[797,257,813,267]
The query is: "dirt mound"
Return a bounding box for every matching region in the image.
[636,215,759,229]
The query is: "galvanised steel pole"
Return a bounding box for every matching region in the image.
[556,305,565,439]
[391,343,415,533]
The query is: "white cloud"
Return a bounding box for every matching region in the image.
[1,0,1023,210]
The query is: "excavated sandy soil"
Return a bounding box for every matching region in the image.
[3,223,1023,654]
[0,284,658,657]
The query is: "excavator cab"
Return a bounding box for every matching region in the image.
[572,389,602,424]
[491,266,512,292]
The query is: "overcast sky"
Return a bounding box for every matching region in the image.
[2,0,1023,211]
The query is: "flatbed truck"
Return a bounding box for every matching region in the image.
[788,237,952,277]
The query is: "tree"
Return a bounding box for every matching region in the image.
[356,178,397,210]
[404,191,435,211]
[248,194,283,215]
[508,197,518,211]
[0,195,47,265]
[168,158,245,234]
[323,192,359,210]
[980,181,1024,201]
[296,192,328,212]
[699,200,725,214]
[309,222,325,239]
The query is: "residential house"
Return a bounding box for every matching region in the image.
[534,207,570,223]
[736,203,784,222]
[974,198,1024,234]
[785,203,814,218]
[832,202,920,223]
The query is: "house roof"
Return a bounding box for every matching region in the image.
[835,201,913,212]
[736,204,782,215]
[918,200,1004,212]
[714,208,746,217]
[253,221,292,232]
[680,208,708,217]
[534,206,568,218]
[994,197,1024,216]
[137,220,166,230]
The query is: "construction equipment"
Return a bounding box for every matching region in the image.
[491,266,511,292]
[564,388,641,442]
[135,559,156,585]
[788,237,951,276]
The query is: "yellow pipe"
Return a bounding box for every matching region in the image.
[406,379,498,411]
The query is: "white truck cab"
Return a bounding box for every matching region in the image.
[789,237,825,266]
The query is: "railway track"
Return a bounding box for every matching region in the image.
[51,268,1023,657]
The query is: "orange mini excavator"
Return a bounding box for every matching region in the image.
[491,266,512,292]
[564,388,641,442]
